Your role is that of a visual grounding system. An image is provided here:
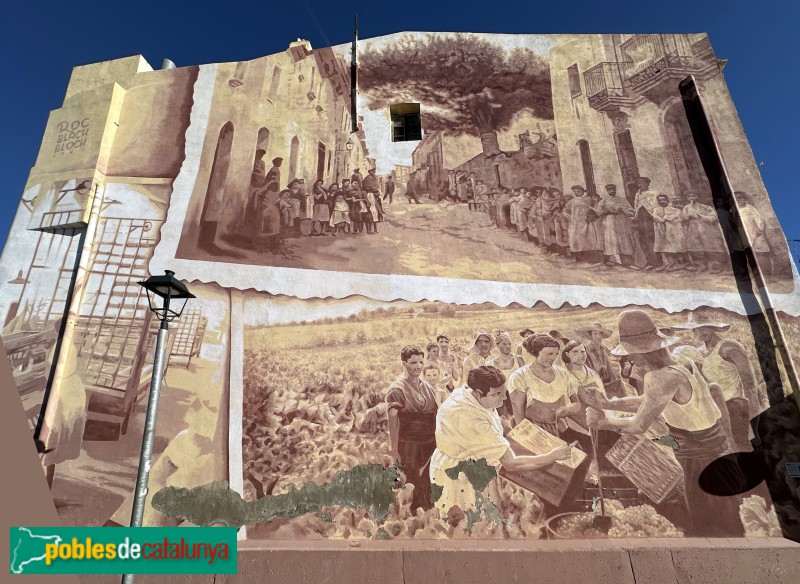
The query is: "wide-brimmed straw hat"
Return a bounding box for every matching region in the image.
[518,328,536,338]
[576,322,613,339]
[611,310,680,356]
[670,312,730,331]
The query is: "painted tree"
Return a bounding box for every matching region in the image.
[359,33,553,155]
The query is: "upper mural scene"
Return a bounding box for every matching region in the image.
[166,32,791,293]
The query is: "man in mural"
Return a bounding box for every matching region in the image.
[287,179,309,226]
[386,345,439,513]
[437,333,460,389]
[632,177,661,269]
[351,168,364,187]
[462,332,495,381]
[652,194,688,272]
[429,365,571,516]
[404,176,421,204]
[383,175,396,204]
[585,309,745,537]
[672,314,765,453]
[362,168,385,233]
[735,191,773,275]
[576,322,626,398]
[682,191,727,273]
[594,183,635,267]
[515,187,534,239]
[563,185,603,265]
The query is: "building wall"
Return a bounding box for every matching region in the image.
[2,32,800,547]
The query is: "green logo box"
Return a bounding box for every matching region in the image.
[9,527,237,574]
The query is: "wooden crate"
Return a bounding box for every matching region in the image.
[605,434,684,504]
[499,420,588,506]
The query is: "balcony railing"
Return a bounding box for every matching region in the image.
[619,34,699,90]
[583,62,627,110]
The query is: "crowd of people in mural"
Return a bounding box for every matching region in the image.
[379,311,769,537]
[245,152,390,238]
[423,171,772,273]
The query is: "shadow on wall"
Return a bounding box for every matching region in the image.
[681,75,800,541]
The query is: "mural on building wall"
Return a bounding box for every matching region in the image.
[163,32,792,294]
[236,295,799,540]
[1,32,800,543]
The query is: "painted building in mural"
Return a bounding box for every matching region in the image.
[3,31,800,555]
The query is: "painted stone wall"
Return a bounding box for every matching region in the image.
[2,32,800,544]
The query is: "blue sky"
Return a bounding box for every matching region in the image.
[1,0,798,252]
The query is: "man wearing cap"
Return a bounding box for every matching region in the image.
[682,191,727,273]
[462,332,495,382]
[362,168,384,233]
[562,185,603,264]
[594,183,635,267]
[672,314,764,452]
[632,177,660,269]
[577,322,625,398]
[386,346,439,513]
[585,309,745,537]
[652,194,687,272]
[383,175,396,204]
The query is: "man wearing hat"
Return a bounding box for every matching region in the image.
[577,322,625,398]
[361,168,385,233]
[562,185,603,264]
[632,177,661,269]
[672,313,763,452]
[735,191,773,275]
[593,183,635,267]
[585,309,744,537]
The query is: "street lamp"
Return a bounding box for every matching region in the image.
[122,270,194,584]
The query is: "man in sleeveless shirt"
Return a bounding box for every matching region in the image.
[387,345,439,513]
[585,310,745,537]
[672,313,764,453]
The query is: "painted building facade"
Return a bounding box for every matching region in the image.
[3,32,800,567]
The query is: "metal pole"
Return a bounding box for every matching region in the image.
[121,321,169,584]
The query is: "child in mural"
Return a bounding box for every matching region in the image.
[429,366,571,517]
[311,179,331,236]
[386,346,439,514]
[576,322,627,398]
[652,194,688,272]
[328,192,351,235]
[681,191,727,273]
[278,190,294,230]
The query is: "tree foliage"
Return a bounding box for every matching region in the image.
[359,33,553,136]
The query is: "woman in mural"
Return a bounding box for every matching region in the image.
[311,179,331,235]
[507,334,582,436]
[585,309,746,537]
[486,330,524,418]
[430,366,571,516]
[461,331,495,382]
[386,345,439,514]
[562,185,603,264]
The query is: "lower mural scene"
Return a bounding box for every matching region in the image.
[235,296,799,541]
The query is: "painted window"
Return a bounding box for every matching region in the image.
[568,64,582,98]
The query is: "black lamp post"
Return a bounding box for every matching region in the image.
[122,270,194,584]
